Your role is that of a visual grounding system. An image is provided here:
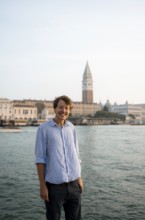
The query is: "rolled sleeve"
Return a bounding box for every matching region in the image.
[35,126,47,164]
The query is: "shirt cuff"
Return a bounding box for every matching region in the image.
[35,158,46,164]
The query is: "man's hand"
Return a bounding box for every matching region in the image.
[78,177,84,193]
[40,183,49,201]
[36,164,49,201]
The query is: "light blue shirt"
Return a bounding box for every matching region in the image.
[35,119,81,184]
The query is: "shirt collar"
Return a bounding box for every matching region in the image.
[50,118,69,127]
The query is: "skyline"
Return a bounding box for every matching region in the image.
[0,0,145,104]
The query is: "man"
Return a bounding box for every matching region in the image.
[35,95,83,220]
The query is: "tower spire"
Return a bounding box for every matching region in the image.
[82,62,93,104]
[83,62,92,79]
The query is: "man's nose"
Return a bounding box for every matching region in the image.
[62,108,66,112]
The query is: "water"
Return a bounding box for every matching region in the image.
[0,125,145,220]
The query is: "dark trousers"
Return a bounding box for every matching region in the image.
[45,180,82,220]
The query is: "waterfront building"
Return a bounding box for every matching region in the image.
[105,100,143,123]
[135,104,145,123]
[13,103,37,121]
[0,98,13,120]
[0,98,37,125]
[72,101,101,116]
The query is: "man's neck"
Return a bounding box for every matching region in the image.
[53,118,65,126]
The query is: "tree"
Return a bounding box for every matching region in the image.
[94,110,126,121]
[128,114,136,119]
[103,106,109,112]
[35,102,45,114]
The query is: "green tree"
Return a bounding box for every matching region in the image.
[35,102,45,114]
[103,106,109,112]
[94,110,125,121]
[128,114,135,119]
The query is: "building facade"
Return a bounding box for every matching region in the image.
[0,98,13,120]
[0,98,37,125]
[105,100,144,124]
[13,103,37,120]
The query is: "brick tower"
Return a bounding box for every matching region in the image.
[82,62,93,104]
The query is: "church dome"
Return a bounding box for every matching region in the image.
[105,100,112,110]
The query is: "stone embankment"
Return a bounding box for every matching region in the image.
[0,117,126,127]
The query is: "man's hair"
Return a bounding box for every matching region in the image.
[53,95,73,110]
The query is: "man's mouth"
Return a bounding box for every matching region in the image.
[59,113,67,117]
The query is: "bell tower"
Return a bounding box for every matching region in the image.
[82,62,93,104]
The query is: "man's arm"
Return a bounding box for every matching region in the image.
[36,163,49,201]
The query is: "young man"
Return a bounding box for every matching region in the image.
[35,95,83,220]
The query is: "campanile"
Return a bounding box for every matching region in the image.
[82,62,93,104]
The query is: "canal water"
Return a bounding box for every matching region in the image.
[0,125,145,220]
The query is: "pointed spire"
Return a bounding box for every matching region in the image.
[83,61,92,78]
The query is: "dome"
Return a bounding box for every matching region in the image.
[105,100,112,110]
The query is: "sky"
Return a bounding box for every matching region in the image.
[0,0,145,105]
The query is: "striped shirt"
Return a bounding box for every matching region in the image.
[35,119,81,184]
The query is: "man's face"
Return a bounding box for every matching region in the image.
[54,99,70,122]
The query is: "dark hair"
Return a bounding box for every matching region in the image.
[53,95,73,110]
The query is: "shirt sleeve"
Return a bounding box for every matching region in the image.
[73,127,81,163]
[35,125,47,164]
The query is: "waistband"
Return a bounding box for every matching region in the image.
[46,178,79,186]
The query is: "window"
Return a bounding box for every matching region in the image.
[23,109,28,114]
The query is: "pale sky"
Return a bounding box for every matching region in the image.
[0,0,145,105]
